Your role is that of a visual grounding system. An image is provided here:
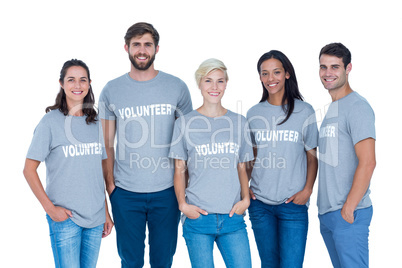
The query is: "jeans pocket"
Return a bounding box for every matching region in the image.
[354,206,373,225]
[337,210,354,225]
[290,202,306,207]
[187,214,202,221]
[183,214,204,231]
[46,214,72,224]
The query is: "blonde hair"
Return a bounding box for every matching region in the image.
[195,58,229,87]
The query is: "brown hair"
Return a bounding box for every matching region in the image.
[46,59,97,124]
[124,22,160,47]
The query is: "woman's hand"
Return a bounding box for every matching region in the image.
[286,149,317,206]
[179,203,208,220]
[229,199,250,217]
[285,188,312,205]
[47,206,72,222]
[24,159,72,222]
[249,188,256,200]
[103,210,114,238]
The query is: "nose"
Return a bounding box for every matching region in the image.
[323,68,333,77]
[212,81,219,90]
[268,73,275,82]
[74,80,81,88]
[139,44,147,53]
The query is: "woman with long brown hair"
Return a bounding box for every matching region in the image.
[23,59,113,268]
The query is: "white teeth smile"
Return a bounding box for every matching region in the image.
[72,91,83,94]
[268,83,278,87]
[325,78,335,82]
[209,92,219,96]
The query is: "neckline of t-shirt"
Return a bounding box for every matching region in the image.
[54,109,86,119]
[332,91,356,103]
[67,115,85,118]
[262,100,288,109]
[194,109,230,119]
[66,114,87,120]
[125,71,162,84]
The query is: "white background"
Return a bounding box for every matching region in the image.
[1,0,400,267]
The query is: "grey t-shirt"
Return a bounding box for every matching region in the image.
[317,92,375,215]
[26,110,107,228]
[247,99,318,205]
[99,71,193,193]
[169,110,254,214]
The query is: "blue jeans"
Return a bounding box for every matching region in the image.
[183,213,252,268]
[110,186,180,268]
[46,215,103,268]
[319,206,373,268]
[248,199,308,268]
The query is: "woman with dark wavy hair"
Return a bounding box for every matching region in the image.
[246,50,319,267]
[46,59,97,123]
[23,59,113,268]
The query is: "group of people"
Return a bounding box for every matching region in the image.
[23,22,376,268]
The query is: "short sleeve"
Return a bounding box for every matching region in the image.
[168,118,188,160]
[238,120,254,163]
[98,122,108,160]
[246,108,262,147]
[302,107,319,151]
[175,81,193,118]
[348,101,376,145]
[26,118,52,162]
[98,84,116,120]
[249,128,256,147]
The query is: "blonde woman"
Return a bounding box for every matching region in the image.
[169,58,253,267]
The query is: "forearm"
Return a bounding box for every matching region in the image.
[343,138,376,214]
[238,162,250,202]
[246,147,257,180]
[246,159,255,181]
[228,162,251,216]
[102,147,115,194]
[344,161,376,210]
[101,119,116,195]
[102,197,114,238]
[23,159,54,213]
[104,197,111,215]
[304,148,318,192]
[173,160,187,208]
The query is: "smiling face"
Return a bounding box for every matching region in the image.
[319,54,351,91]
[125,33,159,71]
[259,58,290,99]
[60,66,90,109]
[199,69,227,105]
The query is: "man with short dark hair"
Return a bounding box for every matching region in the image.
[99,22,193,267]
[317,42,376,268]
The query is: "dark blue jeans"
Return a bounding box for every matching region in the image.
[110,186,180,268]
[248,199,308,268]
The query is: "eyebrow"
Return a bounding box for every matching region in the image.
[261,68,282,72]
[131,41,154,45]
[320,64,341,67]
[66,76,88,79]
[204,76,225,79]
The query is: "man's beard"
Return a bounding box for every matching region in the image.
[129,53,156,71]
